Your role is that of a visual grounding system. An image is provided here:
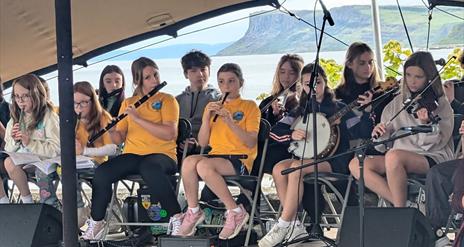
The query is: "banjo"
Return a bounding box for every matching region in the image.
[288,77,398,159]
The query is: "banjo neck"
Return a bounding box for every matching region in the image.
[327,99,360,124]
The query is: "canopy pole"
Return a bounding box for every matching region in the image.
[371,0,385,80]
[55,0,78,246]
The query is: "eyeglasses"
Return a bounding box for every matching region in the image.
[13,94,31,102]
[74,100,91,108]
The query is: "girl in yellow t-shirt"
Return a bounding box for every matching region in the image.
[172,63,260,240]
[83,57,181,240]
[74,81,116,164]
[73,81,118,228]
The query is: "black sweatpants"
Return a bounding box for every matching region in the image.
[90,153,181,221]
[425,159,461,230]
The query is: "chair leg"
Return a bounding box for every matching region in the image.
[245,188,259,246]
[321,185,337,226]
[102,182,119,240]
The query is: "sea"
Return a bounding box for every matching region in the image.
[22,49,456,105]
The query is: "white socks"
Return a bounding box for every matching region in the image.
[0,195,34,204]
[231,206,242,214]
[189,206,200,214]
[277,218,290,228]
[277,218,301,228]
[21,194,33,203]
[0,196,9,204]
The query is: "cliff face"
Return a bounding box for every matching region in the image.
[217,5,464,55]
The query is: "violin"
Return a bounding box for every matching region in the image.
[373,77,400,96]
[407,88,440,123]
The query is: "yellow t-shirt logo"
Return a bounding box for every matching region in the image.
[152,100,163,111]
[233,111,244,121]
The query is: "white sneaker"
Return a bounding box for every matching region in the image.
[285,222,308,246]
[77,206,90,229]
[435,236,451,247]
[258,224,289,247]
[82,219,106,240]
[168,213,184,236]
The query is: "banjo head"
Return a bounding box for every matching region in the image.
[289,113,332,159]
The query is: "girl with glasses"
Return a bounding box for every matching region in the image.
[0,74,60,206]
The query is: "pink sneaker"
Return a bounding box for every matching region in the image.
[219,204,249,240]
[177,209,205,237]
[169,213,184,236]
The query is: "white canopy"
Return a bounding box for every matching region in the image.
[0,0,277,84]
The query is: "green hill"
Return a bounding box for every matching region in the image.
[217,5,464,55]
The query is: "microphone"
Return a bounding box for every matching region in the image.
[319,0,335,26]
[400,125,438,133]
[213,92,230,122]
[434,58,446,66]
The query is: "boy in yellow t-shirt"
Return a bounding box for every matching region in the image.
[83,57,181,240]
[172,63,260,240]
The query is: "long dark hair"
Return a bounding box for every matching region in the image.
[298,63,335,109]
[402,51,444,100]
[98,65,125,116]
[336,42,380,96]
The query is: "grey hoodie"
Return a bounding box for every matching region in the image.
[176,84,221,138]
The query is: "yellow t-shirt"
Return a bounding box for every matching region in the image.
[207,97,261,172]
[116,92,179,160]
[76,111,113,165]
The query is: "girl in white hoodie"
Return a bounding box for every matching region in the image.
[0,74,60,204]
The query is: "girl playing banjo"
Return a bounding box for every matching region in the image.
[259,63,372,247]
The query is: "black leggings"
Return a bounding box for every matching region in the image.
[90,153,181,221]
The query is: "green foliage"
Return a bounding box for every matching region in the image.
[383,40,412,78]
[256,92,269,101]
[441,47,463,81]
[256,40,462,99]
[320,58,343,89]
[383,40,463,81]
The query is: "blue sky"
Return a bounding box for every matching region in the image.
[120,0,423,51]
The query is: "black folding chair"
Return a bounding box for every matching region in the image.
[103,118,192,238]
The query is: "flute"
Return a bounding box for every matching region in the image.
[213,92,230,122]
[75,113,81,132]
[87,81,167,145]
[16,108,25,146]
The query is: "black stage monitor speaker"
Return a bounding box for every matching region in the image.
[0,204,62,247]
[339,207,435,247]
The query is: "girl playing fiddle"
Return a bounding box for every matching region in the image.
[349,51,454,207]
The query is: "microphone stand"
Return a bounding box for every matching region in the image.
[283,43,454,247]
[280,1,335,246]
[281,130,423,247]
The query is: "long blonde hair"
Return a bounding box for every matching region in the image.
[270,54,304,96]
[11,74,53,131]
[131,57,159,96]
[337,42,380,96]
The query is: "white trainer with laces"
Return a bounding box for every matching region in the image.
[259,224,290,247]
[82,219,106,240]
[284,222,308,246]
